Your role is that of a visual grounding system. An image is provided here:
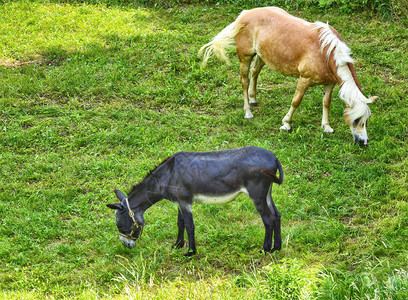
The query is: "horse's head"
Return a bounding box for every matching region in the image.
[344,96,377,146]
[107,190,144,249]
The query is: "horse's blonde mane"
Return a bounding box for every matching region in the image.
[313,22,371,124]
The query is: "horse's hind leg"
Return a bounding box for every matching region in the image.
[280,77,311,132]
[322,84,335,133]
[239,54,255,119]
[248,55,265,106]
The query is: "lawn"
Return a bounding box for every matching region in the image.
[0,1,407,299]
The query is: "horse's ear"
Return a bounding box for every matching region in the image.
[365,96,377,104]
[114,189,127,202]
[106,203,123,210]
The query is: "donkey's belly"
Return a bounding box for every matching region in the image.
[193,188,248,204]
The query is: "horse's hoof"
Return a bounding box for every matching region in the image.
[322,125,334,133]
[249,102,258,107]
[280,124,291,133]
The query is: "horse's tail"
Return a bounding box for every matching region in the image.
[199,11,246,66]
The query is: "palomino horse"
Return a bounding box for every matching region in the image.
[199,7,377,146]
[107,146,283,256]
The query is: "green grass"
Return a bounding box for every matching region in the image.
[1,1,407,299]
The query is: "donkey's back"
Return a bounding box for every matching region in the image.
[164,146,283,201]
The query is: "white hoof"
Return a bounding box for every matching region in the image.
[322,125,334,133]
[244,111,254,119]
[280,124,291,133]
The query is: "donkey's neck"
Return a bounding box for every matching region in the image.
[127,159,174,212]
[128,179,164,212]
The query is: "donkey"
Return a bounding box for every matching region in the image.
[107,146,283,256]
[199,7,377,146]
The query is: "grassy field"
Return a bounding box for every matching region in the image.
[1,1,407,299]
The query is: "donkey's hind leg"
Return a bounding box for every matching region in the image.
[248,55,265,106]
[266,184,281,251]
[247,181,281,253]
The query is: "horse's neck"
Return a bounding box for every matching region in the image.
[346,62,362,92]
[337,63,367,107]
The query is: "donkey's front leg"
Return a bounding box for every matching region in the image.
[172,208,185,249]
[179,204,196,257]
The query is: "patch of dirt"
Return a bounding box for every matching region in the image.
[0,58,44,68]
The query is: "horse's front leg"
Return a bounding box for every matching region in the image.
[172,207,185,249]
[321,84,335,133]
[281,77,311,132]
[179,203,196,257]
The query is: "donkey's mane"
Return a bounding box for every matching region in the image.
[313,22,371,124]
[129,155,173,193]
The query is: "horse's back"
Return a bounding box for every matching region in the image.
[235,7,333,81]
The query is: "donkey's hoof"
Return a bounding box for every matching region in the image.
[171,241,184,249]
[184,249,196,257]
[260,249,272,254]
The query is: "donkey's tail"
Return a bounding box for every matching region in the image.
[199,11,246,66]
[260,160,284,185]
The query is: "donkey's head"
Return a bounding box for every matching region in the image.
[107,190,144,249]
[344,96,377,146]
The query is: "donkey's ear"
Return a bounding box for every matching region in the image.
[106,203,123,210]
[114,189,127,202]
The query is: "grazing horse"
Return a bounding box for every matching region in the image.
[199,7,377,146]
[107,146,283,256]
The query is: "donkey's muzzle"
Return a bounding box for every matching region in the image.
[119,234,136,249]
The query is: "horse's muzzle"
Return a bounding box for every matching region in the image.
[354,135,369,147]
